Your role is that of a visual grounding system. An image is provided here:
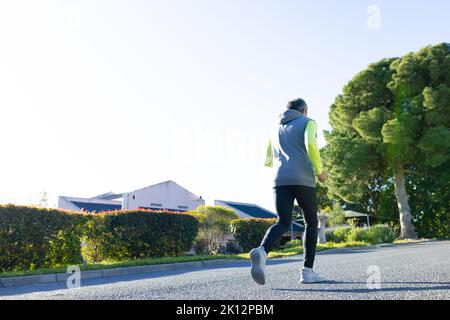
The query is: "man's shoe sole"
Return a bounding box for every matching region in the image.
[250,249,265,285]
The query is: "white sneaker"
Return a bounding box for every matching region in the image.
[250,246,267,285]
[299,267,329,284]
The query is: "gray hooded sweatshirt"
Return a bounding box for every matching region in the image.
[271,109,316,188]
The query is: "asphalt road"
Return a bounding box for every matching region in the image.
[1,241,449,300]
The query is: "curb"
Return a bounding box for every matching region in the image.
[315,239,437,255]
[0,259,246,289]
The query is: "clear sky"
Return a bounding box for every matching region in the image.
[0,0,449,211]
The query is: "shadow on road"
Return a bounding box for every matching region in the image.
[0,258,304,297]
[273,281,450,294]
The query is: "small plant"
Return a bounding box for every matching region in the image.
[348,218,359,229]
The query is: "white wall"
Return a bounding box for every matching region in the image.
[122,180,205,211]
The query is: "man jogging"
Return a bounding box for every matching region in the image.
[250,98,329,285]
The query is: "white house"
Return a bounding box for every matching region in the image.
[122,180,204,211]
[58,180,204,213]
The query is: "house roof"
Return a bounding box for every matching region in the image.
[221,201,277,219]
[127,180,202,198]
[90,192,124,200]
[216,200,305,232]
[71,201,122,213]
[344,210,369,218]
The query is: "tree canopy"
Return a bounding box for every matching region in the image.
[323,43,450,239]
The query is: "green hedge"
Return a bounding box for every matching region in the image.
[0,206,199,271]
[82,210,199,262]
[230,218,280,252]
[0,205,85,272]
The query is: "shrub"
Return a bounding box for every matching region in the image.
[189,206,239,254]
[0,205,85,272]
[82,209,198,262]
[365,224,395,244]
[346,228,369,243]
[327,225,396,245]
[230,218,280,252]
[326,226,352,243]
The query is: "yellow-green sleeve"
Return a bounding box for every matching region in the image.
[305,120,323,175]
[264,139,273,167]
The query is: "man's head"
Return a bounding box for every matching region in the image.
[287,98,308,115]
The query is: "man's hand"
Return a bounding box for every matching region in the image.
[319,170,329,183]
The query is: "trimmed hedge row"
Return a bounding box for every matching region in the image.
[230,218,280,252]
[0,205,85,272]
[0,205,199,272]
[82,209,199,262]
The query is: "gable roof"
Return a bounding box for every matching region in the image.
[215,200,304,232]
[219,201,277,219]
[71,201,122,213]
[90,192,124,200]
[127,180,202,198]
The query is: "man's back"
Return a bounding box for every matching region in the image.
[271,109,316,188]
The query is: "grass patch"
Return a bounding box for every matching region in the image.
[0,254,246,278]
[0,240,373,279]
[235,241,368,259]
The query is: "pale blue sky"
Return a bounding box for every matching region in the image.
[0,0,449,211]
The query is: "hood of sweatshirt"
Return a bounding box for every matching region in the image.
[279,109,304,125]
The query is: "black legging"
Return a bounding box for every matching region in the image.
[261,185,318,268]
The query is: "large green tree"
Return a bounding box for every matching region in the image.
[324,43,450,239]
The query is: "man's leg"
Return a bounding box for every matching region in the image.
[294,186,328,284]
[250,186,295,285]
[260,186,295,253]
[293,186,318,268]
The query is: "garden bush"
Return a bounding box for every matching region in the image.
[365,224,395,244]
[230,218,280,252]
[326,226,352,243]
[346,227,369,243]
[0,205,86,272]
[326,225,396,244]
[82,209,198,262]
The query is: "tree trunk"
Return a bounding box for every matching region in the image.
[393,163,418,239]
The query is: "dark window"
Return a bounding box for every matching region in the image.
[132,195,135,200]
[150,203,162,207]
[178,205,189,210]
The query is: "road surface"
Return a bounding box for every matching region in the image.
[1,241,449,300]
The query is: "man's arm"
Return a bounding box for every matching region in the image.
[305,120,323,176]
[264,139,273,168]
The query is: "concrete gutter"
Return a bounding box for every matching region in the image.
[0,239,437,288]
[315,239,437,255]
[0,259,246,288]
